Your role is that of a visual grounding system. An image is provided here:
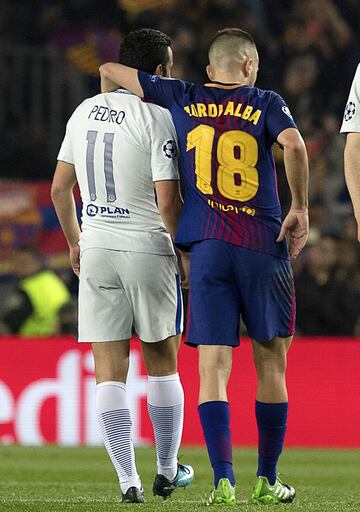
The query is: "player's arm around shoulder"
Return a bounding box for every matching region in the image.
[99,63,144,97]
[51,161,81,276]
[276,128,309,259]
[344,132,360,241]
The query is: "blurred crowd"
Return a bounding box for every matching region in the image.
[0,0,360,337]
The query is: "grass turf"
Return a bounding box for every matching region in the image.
[0,446,359,511]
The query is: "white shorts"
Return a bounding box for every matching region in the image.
[78,248,183,343]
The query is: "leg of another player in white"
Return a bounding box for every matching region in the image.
[93,340,141,495]
[93,334,184,497]
[142,337,184,482]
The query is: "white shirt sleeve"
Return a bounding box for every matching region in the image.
[149,107,180,182]
[57,121,74,164]
[340,64,360,134]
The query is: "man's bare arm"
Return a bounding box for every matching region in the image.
[278,128,309,210]
[276,127,309,258]
[100,73,120,94]
[51,160,81,275]
[155,179,189,288]
[344,132,360,241]
[155,180,182,240]
[99,63,144,97]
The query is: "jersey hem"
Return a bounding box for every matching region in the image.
[78,328,183,343]
[78,333,132,342]
[79,245,176,257]
[185,338,239,348]
[339,128,360,134]
[246,329,295,342]
[176,237,289,260]
[137,328,183,343]
[57,157,74,165]
[185,328,295,347]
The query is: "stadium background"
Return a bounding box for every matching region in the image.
[0,0,359,451]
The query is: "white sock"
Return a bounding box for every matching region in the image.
[96,381,141,494]
[147,373,184,481]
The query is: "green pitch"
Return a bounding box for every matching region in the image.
[0,446,359,512]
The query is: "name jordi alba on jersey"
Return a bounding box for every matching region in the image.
[183,100,262,125]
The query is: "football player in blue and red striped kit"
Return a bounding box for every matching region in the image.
[100,28,309,505]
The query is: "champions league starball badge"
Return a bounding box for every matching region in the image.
[282,105,293,119]
[344,101,356,121]
[163,140,177,159]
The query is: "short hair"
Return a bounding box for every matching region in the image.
[209,28,258,70]
[118,28,171,74]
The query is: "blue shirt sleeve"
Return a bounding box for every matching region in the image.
[266,92,298,142]
[138,70,187,109]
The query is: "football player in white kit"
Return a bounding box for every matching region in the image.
[341,64,360,242]
[51,29,193,503]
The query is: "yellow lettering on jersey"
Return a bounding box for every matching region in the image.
[197,103,207,117]
[248,109,262,125]
[184,102,261,124]
[234,103,243,117]
[190,104,199,117]
[242,105,253,120]
[224,101,234,116]
[207,198,256,216]
[208,104,217,117]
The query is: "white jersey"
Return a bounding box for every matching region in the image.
[340,64,360,134]
[57,89,179,255]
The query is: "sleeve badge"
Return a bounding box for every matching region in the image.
[344,101,356,121]
[162,140,177,159]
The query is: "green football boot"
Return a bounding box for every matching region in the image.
[207,478,236,506]
[251,475,296,504]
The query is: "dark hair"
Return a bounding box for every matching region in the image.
[118,28,171,74]
[210,27,256,49]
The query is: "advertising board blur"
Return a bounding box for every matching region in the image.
[0,337,359,447]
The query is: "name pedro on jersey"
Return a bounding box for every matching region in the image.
[88,105,125,125]
[184,101,261,124]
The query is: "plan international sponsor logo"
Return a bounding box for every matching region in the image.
[86,204,130,219]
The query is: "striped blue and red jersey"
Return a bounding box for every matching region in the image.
[138,72,297,259]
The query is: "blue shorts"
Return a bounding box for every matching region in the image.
[186,240,295,347]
